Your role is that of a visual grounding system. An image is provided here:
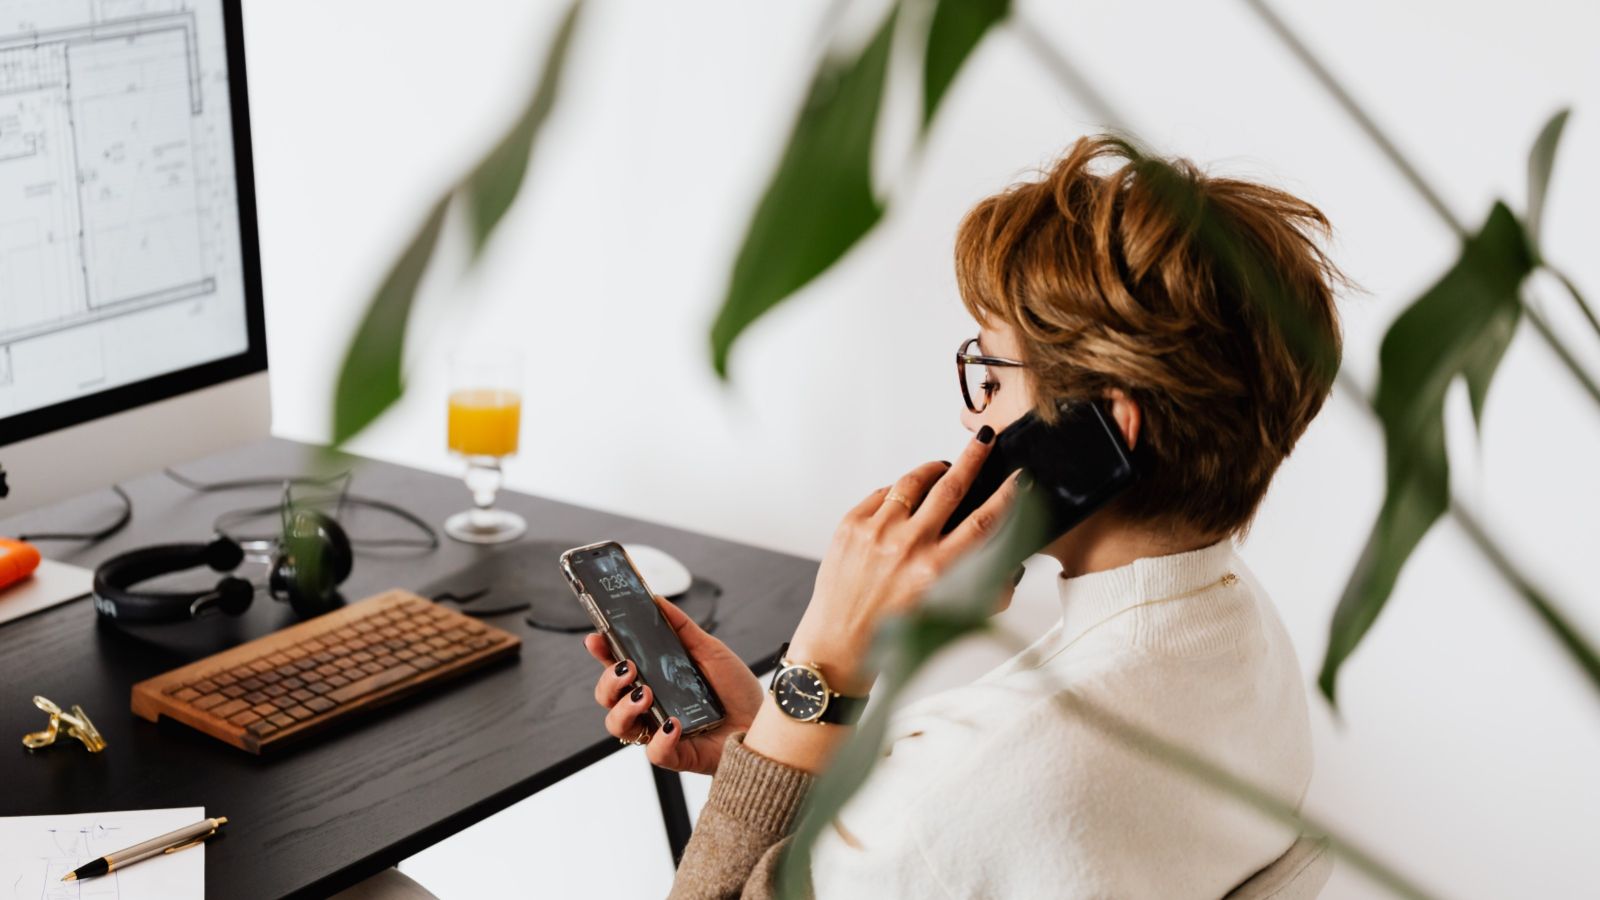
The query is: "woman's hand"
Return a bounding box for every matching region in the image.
[584,594,765,776]
[787,426,1023,695]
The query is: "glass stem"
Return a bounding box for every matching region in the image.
[464,457,503,526]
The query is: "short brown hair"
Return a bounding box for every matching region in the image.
[955,135,1344,538]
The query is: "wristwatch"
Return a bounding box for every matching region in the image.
[768,642,870,725]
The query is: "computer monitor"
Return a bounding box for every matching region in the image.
[0,0,269,514]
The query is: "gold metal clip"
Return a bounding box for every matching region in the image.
[21,695,107,753]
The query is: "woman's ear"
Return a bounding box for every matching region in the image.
[1106,388,1140,450]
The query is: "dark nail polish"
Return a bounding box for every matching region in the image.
[1012,564,1027,587]
[631,686,645,703]
[940,460,953,468]
[663,720,675,734]
[977,425,995,444]
[614,660,629,676]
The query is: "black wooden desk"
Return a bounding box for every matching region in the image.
[0,438,817,899]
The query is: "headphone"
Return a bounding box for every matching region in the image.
[92,508,353,623]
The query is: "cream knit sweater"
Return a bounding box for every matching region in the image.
[671,539,1315,899]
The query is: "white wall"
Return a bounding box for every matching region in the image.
[244,1,1600,896]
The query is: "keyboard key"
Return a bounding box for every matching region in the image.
[192,694,225,711]
[212,699,249,718]
[328,663,419,704]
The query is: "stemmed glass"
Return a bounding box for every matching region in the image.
[444,347,526,544]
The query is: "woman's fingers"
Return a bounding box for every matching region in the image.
[845,485,892,521]
[604,682,654,739]
[874,460,954,520]
[644,717,682,768]
[583,633,615,665]
[913,426,998,531]
[935,467,1024,567]
[593,656,638,708]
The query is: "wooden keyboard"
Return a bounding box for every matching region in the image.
[132,589,520,753]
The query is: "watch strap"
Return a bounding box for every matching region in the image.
[818,692,868,725]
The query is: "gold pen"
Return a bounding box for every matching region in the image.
[62,816,227,881]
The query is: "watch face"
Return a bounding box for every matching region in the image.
[774,665,828,722]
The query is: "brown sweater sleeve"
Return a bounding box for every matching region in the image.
[668,733,815,900]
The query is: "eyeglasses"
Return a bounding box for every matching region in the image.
[956,337,1026,414]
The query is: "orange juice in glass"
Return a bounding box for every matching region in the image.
[444,349,526,544]
[448,389,522,457]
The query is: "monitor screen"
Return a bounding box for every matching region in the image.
[0,0,265,446]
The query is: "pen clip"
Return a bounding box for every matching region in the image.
[163,830,214,855]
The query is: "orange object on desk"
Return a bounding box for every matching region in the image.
[0,538,42,591]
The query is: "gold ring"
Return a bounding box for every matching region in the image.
[620,726,650,746]
[884,489,914,513]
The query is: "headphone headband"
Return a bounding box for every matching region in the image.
[92,513,352,624]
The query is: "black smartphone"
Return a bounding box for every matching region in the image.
[559,541,726,736]
[941,400,1137,555]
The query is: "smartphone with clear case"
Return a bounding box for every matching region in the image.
[560,541,725,736]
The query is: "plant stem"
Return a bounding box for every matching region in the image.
[1008,13,1129,133]
[1238,0,1467,237]
[1527,300,1600,407]
[1011,1,1600,708]
[1237,0,1600,409]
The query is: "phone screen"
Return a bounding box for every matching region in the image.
[568,544,724,732]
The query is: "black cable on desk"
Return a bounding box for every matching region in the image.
[16,485,134,543]
[163,467,440,551]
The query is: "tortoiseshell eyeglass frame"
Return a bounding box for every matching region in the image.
[957,337,1027,414]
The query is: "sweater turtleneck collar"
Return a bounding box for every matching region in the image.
[1053,538,1238,650]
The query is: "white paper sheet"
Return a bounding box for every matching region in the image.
[0,557,94,627]
[0,807,205,900]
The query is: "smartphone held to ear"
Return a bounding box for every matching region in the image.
[560,541,726,736]
[941,400,1138,555]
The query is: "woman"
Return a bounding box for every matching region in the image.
[584,135,1342,898]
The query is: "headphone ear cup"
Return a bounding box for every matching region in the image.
[285,583,339,620]
[204,535,245,571]
[214,577,255,616]
[273,509,351,620]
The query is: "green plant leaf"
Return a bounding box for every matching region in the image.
[922,0,1009,131]
[1319,202,1535,708]
[710,9,897,380]
[464,1,582,257]
[1525,108,1569,252]
[331,197,449,445]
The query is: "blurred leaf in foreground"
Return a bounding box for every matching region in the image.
[330,2,581,445]
[777,488,1049,897]
[1319,202,1534,708]
[710,9,897,379]
[464,2,582,257]
[922,0,1010,131]
[332,198,449,445]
